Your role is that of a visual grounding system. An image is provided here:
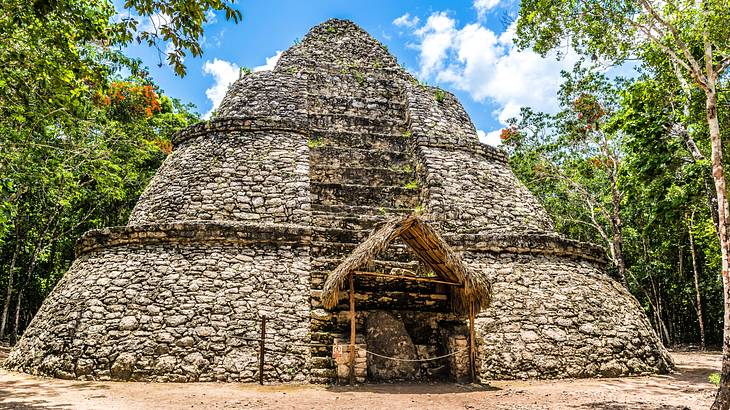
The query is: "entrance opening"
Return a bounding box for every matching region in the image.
[322,215,492,384]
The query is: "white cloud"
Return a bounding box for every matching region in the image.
[414,12,457,78]
[393,13,420,28]
[473,0,501,19]
[253,51,283,72]
[411,15,578,134]
[477,129,502,146]
[202,58,239,119]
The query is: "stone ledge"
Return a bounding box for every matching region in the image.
[446,232,607,264]
[75,223,605,264]
[172,117,308,147]
[414,135,509,164]
[76,222,313,257]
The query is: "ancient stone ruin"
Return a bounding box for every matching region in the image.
[5,19,672,383]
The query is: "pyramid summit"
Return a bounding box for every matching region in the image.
[5,19,671,383]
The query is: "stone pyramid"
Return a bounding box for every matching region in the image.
[5,19,672,383]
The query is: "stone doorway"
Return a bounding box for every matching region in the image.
[364,311,470,382]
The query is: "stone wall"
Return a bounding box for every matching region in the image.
[216,71,307,122]
[5,226,312,382]
[464,251,673,379]
[417,146,554,234]
[129,129,310,226]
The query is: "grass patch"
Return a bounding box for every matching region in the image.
[434,88,446,102]
[403,180,419,190]
[710,372,721,386]
[307,137,324,149]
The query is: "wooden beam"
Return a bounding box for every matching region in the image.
[469,307,477,383]
[354,271,463,287]
[348,272,356,385]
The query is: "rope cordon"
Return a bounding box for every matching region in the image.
[363,346,467,362]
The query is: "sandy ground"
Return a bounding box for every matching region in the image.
[0,349,719,409]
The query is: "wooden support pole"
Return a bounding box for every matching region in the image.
[259,317,266,385]
[469,307,477,383]
[349,272,356,385]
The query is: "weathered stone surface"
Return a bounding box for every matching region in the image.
[365,312,418,380]
[4,18,671,384]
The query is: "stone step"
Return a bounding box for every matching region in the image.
[306,94,407,119]
[310,212,388,231]
[313,130,411,151]
[308,113,405,133]
[310,203,413,217]
[311,258,419,272]
[311,182,419,209]
[310,165,416,186]
[309,145,411,169]
[309,241,415,261]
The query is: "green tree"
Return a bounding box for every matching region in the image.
[516,2,730,406]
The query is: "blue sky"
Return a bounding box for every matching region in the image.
[121,0,581,145]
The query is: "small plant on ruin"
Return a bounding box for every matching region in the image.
[239,67,252,78]
[293,37,301,45]
[378,207,387,215]
[403,180,419,190]
[326,26,337,33]
[401,130,412,138]
[401,164,413,173]
[307,137,324,148]
[287,66,298,75]
[353,70,365,85]
[710,373,721,386]
[413,205,425,215]
[434,88,446,102]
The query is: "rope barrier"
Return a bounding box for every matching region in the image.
[363,347,467,362]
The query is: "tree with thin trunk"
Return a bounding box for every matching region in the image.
[688,211,707,350]
[516,1,730,407]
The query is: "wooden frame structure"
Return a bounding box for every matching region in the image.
[321,215,492,384]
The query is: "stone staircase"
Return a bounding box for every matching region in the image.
[304,72,430,382]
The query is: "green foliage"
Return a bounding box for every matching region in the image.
[402,131,413,138]
[0,0,226,340]
[434,88,446,102]
[710,373,721,386]
[307,137,324,149]
[403,180,419,190]
[240,67,253,77]
[504,58,727,347]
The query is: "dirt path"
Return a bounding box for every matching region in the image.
[0,350,719,409]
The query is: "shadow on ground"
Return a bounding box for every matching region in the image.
[0,378,109,410]
[326,381,500,394]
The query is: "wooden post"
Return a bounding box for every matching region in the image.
[349,272,356,385]
[259,317,266,385]
[469,307,477,383]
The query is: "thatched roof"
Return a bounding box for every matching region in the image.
[321,215,491,316]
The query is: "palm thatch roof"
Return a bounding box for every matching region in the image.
[321,215,491,316]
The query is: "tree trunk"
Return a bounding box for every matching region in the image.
[706,86,730,410]
[609,169,628,288]
[0,237,20,339]
[10,289,22,345]
[689,213,706,350]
